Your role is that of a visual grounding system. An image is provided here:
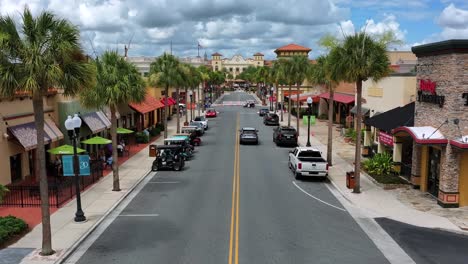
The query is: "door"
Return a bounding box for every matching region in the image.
[459,153,468,207]
[427,147,441,197]
[9,154,22,183]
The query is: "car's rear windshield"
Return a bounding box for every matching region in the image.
[298,151,321,157]
[194,117,203,121]
[281,129,296,133]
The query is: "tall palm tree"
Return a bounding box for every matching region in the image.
[255,66,270,100]
[188,65,202,116]
[149,53,180,138]
[329,32,391,193]
[271,60,287,120]
[288,55,310,134]
[80,51,145,192]
[198,65,211,112]
[0,8,95,255]
[308,55,338,166]
[174,64,189,133]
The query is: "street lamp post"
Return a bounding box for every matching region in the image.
[270,86,274,112]
[64,114,86,222]
[306,97,312,147]
[189,90,193,121]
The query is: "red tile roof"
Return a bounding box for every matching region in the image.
[129,94,164,114]
[275,44,312,53]
[212,52,222,56]
[318,92,355,104]
[254,52,264,56]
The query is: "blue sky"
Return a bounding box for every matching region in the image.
[0,0,467,59]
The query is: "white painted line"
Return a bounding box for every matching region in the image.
[148,181,180,184]
[118,214,159,217]
[292,181,346,212]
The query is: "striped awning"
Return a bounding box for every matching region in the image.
[81,111,111,133]
[7,119,64,151]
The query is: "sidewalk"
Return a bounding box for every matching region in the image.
[280,113,468,233]
[2,117,187,264]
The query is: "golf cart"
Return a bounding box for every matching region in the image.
[150,145,185,171]
[174,132,201,146]
[164,137,194,160]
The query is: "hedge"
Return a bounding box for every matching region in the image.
[0,216,28,245]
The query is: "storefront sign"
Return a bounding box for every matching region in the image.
[417,79,445,107]
[463,93,468,106]
[379,131,394,147]
[62,155,91,176]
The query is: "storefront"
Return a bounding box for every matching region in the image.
[392,40,468,208]
[128,93,164,131]
[318,92,355,125]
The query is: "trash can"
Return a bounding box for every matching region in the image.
[346,171,355,189]
[149,145,157,157]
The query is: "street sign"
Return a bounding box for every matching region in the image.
[62,155,91,176]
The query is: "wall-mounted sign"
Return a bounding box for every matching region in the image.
[417,79,445,108]
[379,131,394,147]
[463,93,468,106]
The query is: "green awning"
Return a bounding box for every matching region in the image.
[81,136,112,145]
[117,127,134,134]
[47,144,86,155]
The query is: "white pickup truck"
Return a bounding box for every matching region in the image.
[288,147,329,179]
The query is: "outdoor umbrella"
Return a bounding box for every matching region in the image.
[117,127,134,134]
[47,144,86,155]
[81,136,112,145]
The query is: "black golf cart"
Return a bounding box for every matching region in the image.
[150,145,185,171]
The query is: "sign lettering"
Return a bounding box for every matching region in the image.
[379,131,394,147]
[417,79,445,108]
[463,93,468,106]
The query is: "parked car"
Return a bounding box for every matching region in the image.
[263,113,279,126]
[189,122,205,135]
[288,147,328,180]
[205,108,217,118]
[258,108,269,116]
[243,100,255,108]
[193,116,208,130]
[151,145,185,171]
[273,126,298,146]
[239,127,259,145]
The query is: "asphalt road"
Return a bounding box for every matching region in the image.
[73,91,390,264]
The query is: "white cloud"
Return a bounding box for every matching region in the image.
[438,4,468,30]
[362,14,406,41]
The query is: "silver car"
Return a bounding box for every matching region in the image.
[239,127,258,144]
[193,116,208,130]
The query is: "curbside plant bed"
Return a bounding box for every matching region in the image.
[0,215,29,249]
[364,172,410,190]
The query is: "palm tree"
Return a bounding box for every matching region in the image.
[287,55,310,134]
[80,51,145,192]
[329,32,391,193]
[270,60,287,120]
[255,66,270,100]
[149,53,180,138]
[0,8,95,255]
[198,65,211,111]
[188,65,202,116]
[308,55,338,166]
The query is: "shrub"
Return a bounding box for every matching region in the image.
[156,123,164,131]
[0,185,8,204]
[135,132,149,143]
[149,127,160,137]
[0,216,28,245]
[362,152,394,176]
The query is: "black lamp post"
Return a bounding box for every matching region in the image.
[270,87,274,111]
[64,114,86,222]
[306,97,312,147]
[189,90,193,121]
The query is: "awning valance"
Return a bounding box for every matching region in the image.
[364,102,414,133]
[7,119,64,151]
[129,94,164,114]
[160,97,176,106]
[319,92,355,104]
[81,111,111,134]
[392,126,448,145]
[450,136,468,149]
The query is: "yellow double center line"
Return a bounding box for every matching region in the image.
[229,113,240,264]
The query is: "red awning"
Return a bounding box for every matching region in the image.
[392,126,448,145]
[289,94,320,103]
[450,136,468,149]
[160,97,176,106]
[319,92,355,104]
[129,94,164,114]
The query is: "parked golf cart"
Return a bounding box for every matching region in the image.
[164,137,194,160]
[149,145,185,171]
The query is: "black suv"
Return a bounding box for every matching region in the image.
[263,113,279,126]
[258,108,269,116]
[273,126,298,146]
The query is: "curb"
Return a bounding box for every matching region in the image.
[56,168,152,264]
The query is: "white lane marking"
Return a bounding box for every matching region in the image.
[292,181,346,212]
[118,214,159,217]
[148,181,180,184]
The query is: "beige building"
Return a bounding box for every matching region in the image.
[211,53,264,78]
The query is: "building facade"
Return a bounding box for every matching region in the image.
[211,53,264,78]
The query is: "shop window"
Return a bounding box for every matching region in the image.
[9,154,22,183]
[427,147,441,197]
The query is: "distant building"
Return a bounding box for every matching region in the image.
[127,55,210,77]
[211,52,264,78]
[274,43,311,58]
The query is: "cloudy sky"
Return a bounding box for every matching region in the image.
[1,0,468,59]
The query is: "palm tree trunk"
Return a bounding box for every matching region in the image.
[33,93,54,256]
[287,84,292,127]
[176,87,180,133]
[353,80,363,193]
[327,87,334,166]
[110,104,120,192]
[197,84,201,117]
[185,87,189,124]
[202,81,206,112]
[164,85,169,138]
[280,85,284,122]
[296,83,300,136]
